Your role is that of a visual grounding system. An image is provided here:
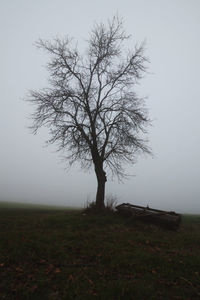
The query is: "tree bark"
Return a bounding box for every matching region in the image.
[95,165,107,210]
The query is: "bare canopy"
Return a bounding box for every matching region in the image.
[28,16,151,209]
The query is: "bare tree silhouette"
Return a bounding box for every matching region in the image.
[28,16,151,210]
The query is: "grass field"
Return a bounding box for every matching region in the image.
[0,202,200,299]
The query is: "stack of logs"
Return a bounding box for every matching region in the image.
[116,203,181,230]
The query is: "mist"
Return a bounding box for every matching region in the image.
[0,0,200,213]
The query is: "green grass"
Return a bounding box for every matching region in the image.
[0,201,77,210]
[0,203,200,299]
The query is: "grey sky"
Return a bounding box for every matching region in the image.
[0,0,200,213]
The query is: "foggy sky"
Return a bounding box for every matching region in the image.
[0,0,200,213]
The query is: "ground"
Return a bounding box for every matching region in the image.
[0,202,200,299]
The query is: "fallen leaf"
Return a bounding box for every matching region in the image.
[88,278,94,285]
[15,266,23,272]
[46,264,54,274]
[30,285,38,293]
[39,259,46,264]
[54,268,61,274]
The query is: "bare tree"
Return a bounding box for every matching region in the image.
[28,16,151,210]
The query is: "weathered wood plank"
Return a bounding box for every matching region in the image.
[116,203,181,230]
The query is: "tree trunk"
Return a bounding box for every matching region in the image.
[95,165,107,210]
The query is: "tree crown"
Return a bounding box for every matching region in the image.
[29,16,151,179]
